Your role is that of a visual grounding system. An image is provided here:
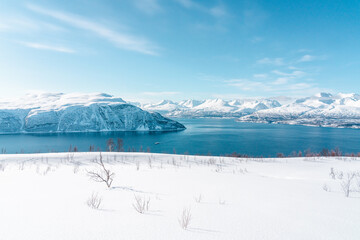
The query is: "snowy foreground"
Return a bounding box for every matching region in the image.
[0,152,359,240]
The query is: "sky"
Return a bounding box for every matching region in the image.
[0,0,359,103]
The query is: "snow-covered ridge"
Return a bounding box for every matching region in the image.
[138,92,360,128]
[239,93,360,128]
[0,93,185,133]
[140,98,281,118]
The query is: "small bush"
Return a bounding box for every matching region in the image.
[87,192,102,209]
[322,183,331,192]
[87,153,115,188]
[340,172,356,197]
[194,194,202,203]
[179,207,192,230]
[132,195,150,214]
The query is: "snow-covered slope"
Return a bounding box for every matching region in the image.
[141,98,281,118]
[142,100,180,114]
[239,93,360,128]
[0,93,185,133]
[1,152,360,240]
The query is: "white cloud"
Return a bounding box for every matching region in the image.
[175,0,197,8]
[19,42,75,53]
[272,70,305,77]
[298,54,315,62]
[0,23,9,31]
[272,77,289,85]
[224,77,316,94]
[142,91,181,96]
[0,16,65,32]
[225,79,271,91]
[288,82,313,90]
[253,73,267,78]
[27,4,158,55]
[209,5,227,17]
[133,0,162,14]
[257,57,284,66]
[298,54,326,62]
[251,36,263,43]
[175,0,227,17]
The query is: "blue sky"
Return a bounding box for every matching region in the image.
[0,0,359,102]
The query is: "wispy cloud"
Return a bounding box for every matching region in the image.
[175,0,227,17]
[27,4,158,55]
[272,77,289,85]
[253,73,267,78]
[142,91,181,96]
[298,54,326,62]
[298,54,315,62]
[0,23,9,31]
[257,57,284,66]
[251,36,263,43]
[19,41,75,53]
[225,79,271,91]
[133,0,162,14]
[272,70,305,77]
[0,16,65,32]
[226,78,318,94]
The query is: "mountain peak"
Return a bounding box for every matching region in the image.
[314,92,333,98]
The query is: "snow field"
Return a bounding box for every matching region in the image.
[0,152,359,240]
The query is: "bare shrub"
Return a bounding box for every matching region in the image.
[329,168,335,179]
[43,166,51,175]
[208,158,216,165]
[148,157,152,169]
[179,207,192,230]
[116,138,124,152]
[87,192,102,209]
[340,172,356,197]
[0,163,6,171]
[132,195,150,214]
[106,138,115,152]
[73,163,80,174]
[87,153,115,188]
[336,171,344,180]
[322,183,331,192]
[18,161,25,171]
[194,194,202,203]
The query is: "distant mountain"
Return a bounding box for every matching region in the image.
[0,93,185,133]
[239,93,360,128]
[141,98,281,118]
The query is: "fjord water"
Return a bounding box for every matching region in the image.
[0,118,359,157]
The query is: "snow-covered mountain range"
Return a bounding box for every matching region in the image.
[239,93,360,128]
[140,98,281,118]
[2,92,359,133]
[138,93,360,128]
[0,93,185,133]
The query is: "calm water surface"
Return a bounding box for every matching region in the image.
[0,119,359,157]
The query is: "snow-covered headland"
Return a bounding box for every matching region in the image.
[0,152,359,240]
[0,93,185,133]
